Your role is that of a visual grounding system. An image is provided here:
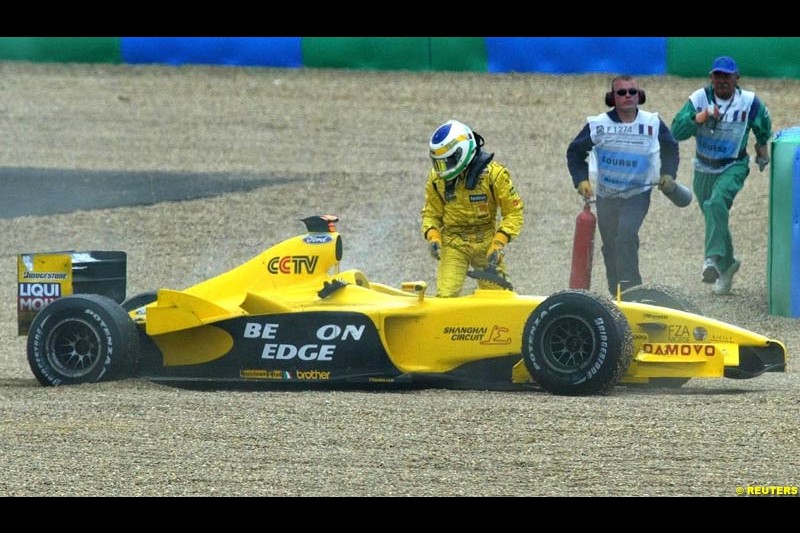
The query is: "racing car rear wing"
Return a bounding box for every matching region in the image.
[17,251,126,335]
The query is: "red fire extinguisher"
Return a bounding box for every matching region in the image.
[569,200,596,289]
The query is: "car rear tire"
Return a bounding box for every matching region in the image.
[620,283,701,315]
[27,294,139,386]
[120,290,162,373]
[621,284,701,389]
[121,290,158,312]
[522,289,633,395]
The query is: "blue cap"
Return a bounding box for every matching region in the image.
[710,56,738,74]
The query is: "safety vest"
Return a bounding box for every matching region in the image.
[689,87,755,173]
[587,110,662,199]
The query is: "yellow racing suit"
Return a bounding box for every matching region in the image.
[421,160,524,297]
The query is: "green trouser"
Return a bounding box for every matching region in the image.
[693,161,749,273]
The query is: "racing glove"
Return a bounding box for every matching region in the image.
[658,174,676,193]
[577,180,593,199]
[426,228,442,261]
[756,155,770,172]
[486,232,509,267]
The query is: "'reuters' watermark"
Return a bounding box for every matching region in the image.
[736,485,798,496]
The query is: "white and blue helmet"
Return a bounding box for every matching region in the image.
[429,119,477,181]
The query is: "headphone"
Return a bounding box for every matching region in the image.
[605,88,646,107]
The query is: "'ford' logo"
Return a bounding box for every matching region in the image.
[304,235,333,244]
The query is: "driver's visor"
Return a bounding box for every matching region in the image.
[431,147,462,173]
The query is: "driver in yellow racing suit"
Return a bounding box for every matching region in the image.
[421,119,525,297]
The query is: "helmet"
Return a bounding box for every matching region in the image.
[429,119,477,181]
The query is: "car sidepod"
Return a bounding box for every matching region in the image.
[140,311,404,387]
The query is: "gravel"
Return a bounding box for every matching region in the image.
[0,62,797,496]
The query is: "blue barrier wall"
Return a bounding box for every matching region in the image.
[121,37,303,68]
[486,37,667,75]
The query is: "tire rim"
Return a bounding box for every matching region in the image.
[539,314,597,374]
[44,317,103,378]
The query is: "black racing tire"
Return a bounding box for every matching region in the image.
[120,291,163,374]
[620,283,701,315]
[121,290,158,312]
[620,284,698,389]
[26,294,139,386]
[120,291,159,372]
[522,289,633,396]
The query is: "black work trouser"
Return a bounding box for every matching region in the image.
[596,190,652,296]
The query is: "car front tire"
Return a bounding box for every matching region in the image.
[522,290,633,395]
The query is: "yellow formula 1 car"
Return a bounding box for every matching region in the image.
[18,215,787,395]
